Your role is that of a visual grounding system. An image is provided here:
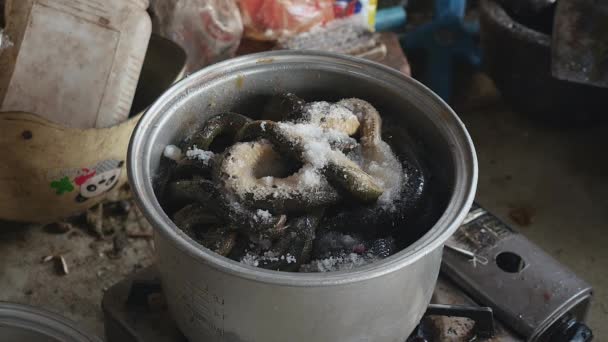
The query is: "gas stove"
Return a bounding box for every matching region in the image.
[102,206,593,342]
[102,267,506,342]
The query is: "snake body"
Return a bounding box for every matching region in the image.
[161,95,419,271]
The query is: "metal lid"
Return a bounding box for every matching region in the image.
[0,302,100,342]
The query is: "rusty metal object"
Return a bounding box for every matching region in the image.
[425,304,495,339]
[480,0,608,123]
[442,204,593,341]
[551,0,608,88]
[432,278,523,341]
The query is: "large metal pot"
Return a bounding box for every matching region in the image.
[128,51,477,342]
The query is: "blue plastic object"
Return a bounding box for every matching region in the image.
[401,0,481,101]
[375,6,407,32]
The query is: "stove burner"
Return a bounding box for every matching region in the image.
[426,304,495,338]
[405,320,432,342]
[406,304,495,342]
[102,204,593,342]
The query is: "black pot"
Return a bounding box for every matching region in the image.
[480,0,608,123]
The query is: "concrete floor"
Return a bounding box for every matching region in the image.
[456,83,608,339]
[0,205,156,339]
[0,74,606,340]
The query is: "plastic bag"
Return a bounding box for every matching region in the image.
[151,0,243,73]
[238,0,376,41]
[238,0,334,41]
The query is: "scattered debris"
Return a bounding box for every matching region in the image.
[119,200,132,214]
[57,255,69,275]
[112,231,129,255]
[102,200,132,217]
[102,217,117,236]
[147,292,166,311]
[3,197,156,336]
[127,232,153,239]
[86,204,104,238]
[42,254,70,275]
[43,222,72,234]
[41,255,54,263]
[68,230,82,239]
[132,203,153,233]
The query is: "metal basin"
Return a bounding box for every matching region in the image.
[128,51,477,342]
[0,302,100,342]
[480,0,608,123]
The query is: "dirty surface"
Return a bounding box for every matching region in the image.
[456,75,608,339]
[0,202,155,339]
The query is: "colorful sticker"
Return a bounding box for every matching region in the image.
[48,159,124,202]
[333,0,377,30]
[50,176,75,194]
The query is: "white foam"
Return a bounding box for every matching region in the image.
[348,141,405,211]
[300,252,382,272]
[277,122,344,169]
[286,254,297,264]
[185,145,214,165]
[240,253,259,267]
[303,101,360,135]
[297,165,322,188]
[163,144,182,161]
[254,209,273,223]
[240,251,297,268]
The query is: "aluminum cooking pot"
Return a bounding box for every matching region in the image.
[128,51,477,342]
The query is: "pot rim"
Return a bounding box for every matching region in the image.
[128,50,478,287]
